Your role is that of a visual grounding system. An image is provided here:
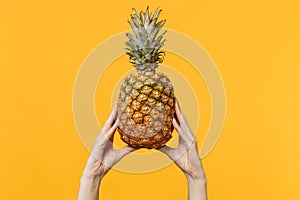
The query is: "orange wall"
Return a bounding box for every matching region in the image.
[1,0,299,199]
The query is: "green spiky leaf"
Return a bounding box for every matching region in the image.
[126,7,166,69]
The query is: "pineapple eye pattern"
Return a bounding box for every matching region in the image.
[117,71,175,149]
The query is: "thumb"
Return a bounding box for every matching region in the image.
[114,146,136,161]
[159,145,177,161]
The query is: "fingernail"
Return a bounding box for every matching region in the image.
[172,118,178,125]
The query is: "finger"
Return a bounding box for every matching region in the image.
[173,118,192,146]
[103,100,119,129]
[106,119,119,142]
[172,117,181,131]
[173,99,196,145]
[185,130,196,144]
[175,98,183,125]
[180,113,196,142]
[114,146,136,162]
[159,145,178,160]
[172,117,185,139]
[175,97,182,112]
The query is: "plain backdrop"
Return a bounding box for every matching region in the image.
[1,0,299,199]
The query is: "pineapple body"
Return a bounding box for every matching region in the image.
[117,68,174,149]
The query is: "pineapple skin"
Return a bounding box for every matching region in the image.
[117,70,175,149]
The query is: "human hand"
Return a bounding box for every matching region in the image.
[81,101,135,179]
[159,98,206,182]
[78,101,135,200]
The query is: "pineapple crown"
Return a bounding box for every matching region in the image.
[125,7,167,70]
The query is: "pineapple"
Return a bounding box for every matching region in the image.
[117,7,175,149]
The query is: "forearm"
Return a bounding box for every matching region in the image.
[187,176,207,200]
[77,156,106,200]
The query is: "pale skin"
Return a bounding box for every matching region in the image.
[77,99,207,200]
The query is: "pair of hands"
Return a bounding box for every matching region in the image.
[83,98,206,183]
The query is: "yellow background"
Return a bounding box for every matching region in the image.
[1,0,300,199]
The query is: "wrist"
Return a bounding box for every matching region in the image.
[81,156,109,182]
[186,172,207,185]
[80,172,103,185]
